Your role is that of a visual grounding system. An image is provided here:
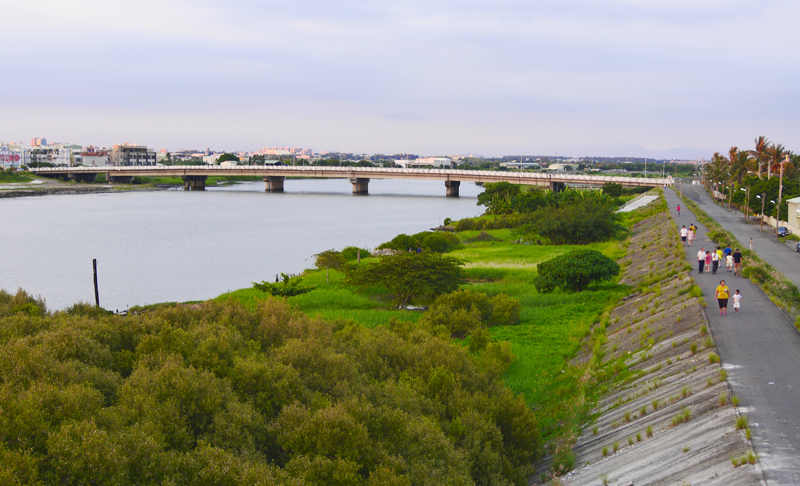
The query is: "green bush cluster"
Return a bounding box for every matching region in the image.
[377,231,462,253]
[0,289,539,485]
[535,249,621,293]
[419,290,521,338]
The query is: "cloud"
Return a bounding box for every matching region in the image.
[2,0,799,156]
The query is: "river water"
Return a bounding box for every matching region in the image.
[0,179,483,311]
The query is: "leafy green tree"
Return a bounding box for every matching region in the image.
[253,274,316,299]
[515,198,622,245]
[315,250,347,283]
[602,182,624,198]
[535,249,620,293]
[345,252,466,309]
[217,153,240,164]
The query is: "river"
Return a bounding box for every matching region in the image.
[0,179,484,311]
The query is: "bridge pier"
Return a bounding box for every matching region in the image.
[265,176,285,192]
[445,180,460,197]
[106,173,134,184]
[182,175,207,191]
[68,172,97,183]
[350,177,370,195]
[550,181,566,192]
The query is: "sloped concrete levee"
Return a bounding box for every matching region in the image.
[533,204,763,485]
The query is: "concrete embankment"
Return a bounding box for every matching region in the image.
[533,211,763,485]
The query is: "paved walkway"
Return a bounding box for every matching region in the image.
[681,183,800,287]
[665,187,800,486]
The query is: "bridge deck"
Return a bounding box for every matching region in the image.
[32,165,672,188]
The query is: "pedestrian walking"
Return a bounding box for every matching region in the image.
[715,280,730,316]
[749,237,753,250]
[711,249,720,274]
[680,225,688,245]
[725,253,734,272]
[677,204,681,216]
[733,290,742,313]
[697,247,706,273]
[687,225,695,246]
[732,248,743,276]
[705,251,712,273]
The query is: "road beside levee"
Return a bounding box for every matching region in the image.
[681,183,800,291]
[666,187,800,486]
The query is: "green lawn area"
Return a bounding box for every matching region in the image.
[0,171,33,183]
[218,226,629,436]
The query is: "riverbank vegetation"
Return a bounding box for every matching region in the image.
[0,169,33,183]
[0,184,658,484]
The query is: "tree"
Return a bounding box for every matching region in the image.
[477,182,521,215]
[514,198,622,245]
[253,273,316,299]
[345,252,466,309]
[315,250,347,284]
[535,249,620,293]
[217,153,240,164]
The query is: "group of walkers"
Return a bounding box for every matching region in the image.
[679,224,698,246]
[676,207,744,317]
[693,244,744,316]
[695,244,742,276]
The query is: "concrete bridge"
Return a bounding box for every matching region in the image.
[31,165,672,196]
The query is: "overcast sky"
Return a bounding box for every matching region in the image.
[2,0,798,158]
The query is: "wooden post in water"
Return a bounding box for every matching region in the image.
[93,259,100,308]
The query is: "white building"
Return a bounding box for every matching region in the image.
[0,144,28,168]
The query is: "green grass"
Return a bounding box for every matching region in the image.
[0,170,34,183]
[218,225,629,438]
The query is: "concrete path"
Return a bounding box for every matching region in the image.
[681,183,800,287]
[665,187,800,486]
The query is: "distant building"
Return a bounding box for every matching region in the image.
[0,144,27,168]
[501,161,541,169]
[30,137,47,147]
[110,144,157,166]
[75,151,109,166]
[29,144,82,166]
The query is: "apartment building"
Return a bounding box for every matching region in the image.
[110,144,157,166]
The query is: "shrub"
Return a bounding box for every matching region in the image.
[535,249,620,293]
[420,231,463,253]
[516,198,623,245]
[340,246,370,261]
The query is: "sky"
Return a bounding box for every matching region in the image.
[2,0,799,158]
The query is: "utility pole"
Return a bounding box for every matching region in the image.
[776,156,787,240]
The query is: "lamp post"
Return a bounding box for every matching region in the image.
[728,182,734,211]
[740,187,750,222]
[756,194,766,231]
[776,157,787,240]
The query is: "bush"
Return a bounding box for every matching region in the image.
[515,198,623,245]
[419,290,522,337]
[420,232,462,253]
[535,249,621,293]
[341,246,370,261]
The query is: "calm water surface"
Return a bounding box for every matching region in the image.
[1,179,483,311]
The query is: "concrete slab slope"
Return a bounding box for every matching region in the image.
[667,186,800,485]
[533,208,761,485]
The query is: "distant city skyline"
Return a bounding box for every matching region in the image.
[2,1,798,159]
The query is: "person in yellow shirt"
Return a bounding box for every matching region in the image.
[714,279,730,316]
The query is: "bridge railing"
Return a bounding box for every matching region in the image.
[30,165,672,186]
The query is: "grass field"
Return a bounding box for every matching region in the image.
[218,224,629,437]
[0,171,33,183]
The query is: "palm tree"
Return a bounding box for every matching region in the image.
[708,152,730,189]
[730,148,754,185]
[753,136,770,177]
[767,143,786,179]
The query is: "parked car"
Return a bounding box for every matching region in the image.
[778,227,790,237]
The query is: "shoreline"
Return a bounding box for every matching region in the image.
[0,184,169,199]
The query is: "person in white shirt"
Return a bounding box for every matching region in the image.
[733,290,742,313]
[697,247,706,273]
[680,225,688,245]
[725,253,734,272]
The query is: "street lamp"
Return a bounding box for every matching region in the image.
[756,193,766,231]
[740,187,750,222]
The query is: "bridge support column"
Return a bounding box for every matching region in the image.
[549,181,566,192]
[68,173,97,183]
[350,178,370,195]
[445,180,460,197]
[182,175,207,191]
[265,176,285,192]
[107,173,134,184]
